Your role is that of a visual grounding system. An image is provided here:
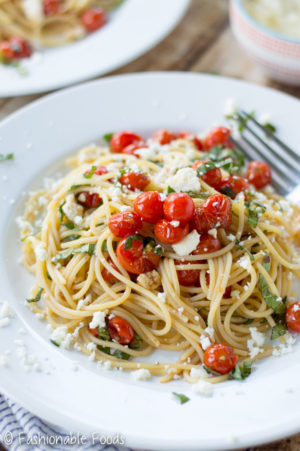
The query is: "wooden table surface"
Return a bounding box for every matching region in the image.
[1,1,299,450]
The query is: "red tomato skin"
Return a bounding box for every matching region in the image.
[193,233,222,255]
[77,191,102,208]
[133,191,164,224]
[192,160,222,189]
[110,131,142,153]
[286,302,300,333]
[81,7,107,32]
[223,286,232,298]
[177,131,204,150]
[116,238,160,274]
[202,193,232,229]
[89,327,99,338]
[102,258,119,283]
[154,219,189,244]
[204,343,238,374]
[190,207,211,234]
[107,316,134,345]
[122,141,146,156]
[93,165,108,176]
[246,161,272,189]
[175,260,200,286]
[163,193,195,224]
[119,171,150,191]
[43,0,61,15]
[152,129,176,145]
[9,37,32,59]
[204,126,231,150]
[108,211,142,238]
[217,176,250,198]
[0,41,14,60]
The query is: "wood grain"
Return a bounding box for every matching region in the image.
[0,1,299,450]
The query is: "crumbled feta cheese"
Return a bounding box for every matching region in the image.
[237,256,250,270]
[62,195,84,222]
[166,168,200,193]
[132,369,152,381]
[89,311,107,329]
[208,228,217,238]
[205,327,214,339]
[158,292,166,303]
[74,216,83,225]
[87,342,96,352]
[172,230,200,256]
[190,366,207,380]
[137,270,161,290]
[199,335,211,350]
[247,327,265,358]
[272,333,296,356]
[35,243,48,261]
[227,233,236,241]
[135,146,156,160]
[103,360,112,370]
[192,380,213,396]
[0,301,13,319]
[51,326,73,349]
[22,0,43,21]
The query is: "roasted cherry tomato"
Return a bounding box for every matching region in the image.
[177,131,203,150]
[117,237,160,274]
[217,175,250,198]
[192,160,222,189]
[0,41,14,60]
[43,0,62,15]
[246,161,272,189]
[223,286,232,298]
[81,7,107,32]
[108,211,142,238]
[133,191,164,224]
[163,193,195,224]
[154,219,189,244]
[204,126,232,150]
[107,316,134,345]
[119,171,150,191]
[102,258,120,283]
[123,141,146,156]
[152,129,176,145]
[286,302,300,333]
[190,207,211,234]
[193,233,222,255]
[93,165,108,176]
[8,37,32,59]
[204,343,238,374]
[77,191,102,208]
[175,260,200,286]
[110,131,143,153]
[202,193,232,229]
[89,327,99,338]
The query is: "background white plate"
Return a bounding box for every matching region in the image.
[0,0,188,98]
[0,73,300,451]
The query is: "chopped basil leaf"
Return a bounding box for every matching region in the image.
[245,201,266,228]
[114,350,130,360]
[97,345,111,355]
[21,227,42,242]
[124,234,144,250]
[196,161,216,177]
[262,254,271,272]
[52,243,95,263]
[244,318,254,325]
[219,186,236,198]
[167,186,176,194]
[27,287,43,303]
[206,145,245,174]
[229,361,252,380]
[84,165,97,179]
[46,271,52,281]
[264,123,277,133]
[70,184,90,190]
[271,323,287,340]
[235,239,254,261]
[129,333,143,350]
[50,339,60,347]
[258,275,286,315]
[58,202,66,223]
[98,325,110,341]
[172,392,190,404]
[62,234,80,243]
[149,160,163,167]
[0,153,14,162]
[103,132,114,143]
[101,240,108,252]
[204,365,222,376]
[62,222,75,230]
[154,245,163,255]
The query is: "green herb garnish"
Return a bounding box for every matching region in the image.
[204,366,222,376]
[0,153,14,162]
[258,275,286,315]
[172,392,190,404]
[129,333,143,350]
[27,287,43,303]
[50,340,60,347]
[70,184,90,190]
[97,325,110,341]
[262,254,271,272]
[124,234,144,250]
[264,123,277,133]
[114,350,130,360]
[84,165,97,179]
[245,201,266,228]
[167,186,176,194]
[271,323,287,340]
[103,132,114,143]
[229,361,252,380]
[235,239,254,261]
[52,243,95,263]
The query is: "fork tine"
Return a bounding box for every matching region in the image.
[241,110,300,162]
[238,113,300,177]
[230,137,292,196]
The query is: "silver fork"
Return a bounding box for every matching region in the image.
[229,111,300,203]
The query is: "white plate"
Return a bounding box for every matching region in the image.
[0,73,300,451]
[0,0,188,98]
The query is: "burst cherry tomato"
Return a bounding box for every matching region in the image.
[202,193,232,229]
[119,171,150,191]
[193,233,221,255]
[102,258,120,283]
[110,131,143,153]
[217,175,250,198]
[93,165,108,176]
[177,131,203,150]
[190,207,211,234]
[204,126,232,150]
[152,129,176,145]
[8,37,32,59]
[223,286,232,298]
[81,7,107,32]
[77,191,102,208]
[123,141,146,156]
[163,193,195,224]
[154,219,189,244]
[107,316,135,345]
[204,343,238,374]
[0,41,14,61]
[286,302,300,333]
[175,260,200,286]
[43,0,62,15]
[117,238,160,274]
[133,191,164,223]
[108,211,142,238]
[246,161,272,189]
[89,327,99,338]
[192,160,222,189]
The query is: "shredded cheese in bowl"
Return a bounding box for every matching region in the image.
[244,0,300,40]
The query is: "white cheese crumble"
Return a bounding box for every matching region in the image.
[208,228,218,238]
[51,326,73,349]
[132,369,152,381]
[22,0,43,22]
[172,230,200,256]
[157,292,167,303]
[62,195,84,223]
[237,256,250,271]
[272,332,296,356]
[192,380,213,396]
[224,97,237,116]
[35,243,48,261]
[166,168,200,193]
[199,335,211,350]
[190,366,207,380]
[89,311,107,329]
[247,327,265,358]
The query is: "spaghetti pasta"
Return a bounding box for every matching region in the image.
[18,128,300,384]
